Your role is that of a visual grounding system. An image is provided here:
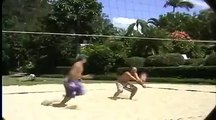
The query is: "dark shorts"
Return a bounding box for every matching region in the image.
[64,79,85,98]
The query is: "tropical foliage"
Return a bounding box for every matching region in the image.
[2,0,216,74]
[164,0,194,12]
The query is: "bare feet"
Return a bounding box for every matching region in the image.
[112,97,118,100]
[52,103,67,107]
[108,97,118,100]
[143,84,147,88]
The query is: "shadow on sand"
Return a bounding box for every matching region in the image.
[41,100,78,109]
[108,97,137,101]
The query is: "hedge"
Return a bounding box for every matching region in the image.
[55,66,71,75]
[39,74,65,78]
[125,57,145,67]
[184,58,204,66]
[144,53,185,67]
[117,66,216,79]
[205,52,216,66]
[86,74,117,80]
[56,66,216,79]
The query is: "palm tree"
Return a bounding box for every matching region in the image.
[125,19,148,36]
[147,18,160,27]
[125,19,160,57]
[164,0,194,13]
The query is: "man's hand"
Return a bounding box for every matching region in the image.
[141,84,146,88]
[136,79,146,88]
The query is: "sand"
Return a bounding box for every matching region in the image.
[3,83,216,120]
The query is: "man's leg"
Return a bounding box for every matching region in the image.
[113,83,123,99]
[129,86,137,100]
[52,82,74,107]
[52,96,72,107]
[113,90,123,98]
[125,83,138,100]
[75,81,85,96]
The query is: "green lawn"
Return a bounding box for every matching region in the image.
[2,76,216,86]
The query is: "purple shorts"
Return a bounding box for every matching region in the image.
[64,79,85,98]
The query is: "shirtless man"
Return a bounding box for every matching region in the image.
[52,55,87,107]
[113,67,146,100]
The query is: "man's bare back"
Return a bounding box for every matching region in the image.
[68,61,84,80]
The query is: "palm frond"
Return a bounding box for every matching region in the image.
[148,18,159,26]
[164,0,180,8]
[148,18,158,22]
[137,19,147,27]
[137,19,148,35]
[125,23,135,36]
[163,2,169,8]
[178,1,194,11]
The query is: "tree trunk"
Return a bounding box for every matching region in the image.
[172,7,175,13]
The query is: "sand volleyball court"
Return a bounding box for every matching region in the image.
[3,83,216,120]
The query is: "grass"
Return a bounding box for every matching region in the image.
[2,75,216,86]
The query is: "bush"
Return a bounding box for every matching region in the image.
[130,40,161,57]
[89,74,117,80]
[170,31,194,54]
[145,53,184,66]
[2,61,9,75]
[57,58,75,66]
[205,52,216,66]
[118,66,216,79]
[144,55,165,66]
[172,41,194,54]
[81,45,115,74]
[166,53,185,65]
[21,61,35,74]
[184,58,204,66]
[39,74,65,78]
[55,66,71,75]
[125,57,144,67]
[148,78,216,84]
[104,41,128,72]
[2,51,9,75]
[187,44,206,58]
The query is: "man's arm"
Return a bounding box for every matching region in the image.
[137,81,146,88]
[125,72,137,81]
[132,72,146,88]
[133,73,141,80]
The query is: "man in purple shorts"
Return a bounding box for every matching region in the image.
[52,55,87,107]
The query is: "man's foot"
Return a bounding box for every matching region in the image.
[109,96,118,100]
[142,84,147,88]
[112,97,118,100]
[52,103,67,107]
